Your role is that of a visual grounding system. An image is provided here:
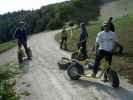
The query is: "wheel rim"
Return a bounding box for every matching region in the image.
[69,67,79,77]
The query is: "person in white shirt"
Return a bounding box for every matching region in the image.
[91,22,118,79]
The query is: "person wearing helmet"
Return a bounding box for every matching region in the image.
[91,22,118,79]
[14,21,30,59]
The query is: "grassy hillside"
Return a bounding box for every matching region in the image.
[56,15,133,83]
[0,41,16,54]
[100,0,133,20]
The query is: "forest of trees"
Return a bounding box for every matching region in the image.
[0,0,102,43]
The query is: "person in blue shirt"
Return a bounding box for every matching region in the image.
[78,22,88,59]
[14,21,30,59]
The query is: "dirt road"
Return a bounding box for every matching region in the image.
[0,30,133,100]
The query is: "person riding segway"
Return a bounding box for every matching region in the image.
[91,22,118,81]
[60,26,68,50]
[14,21,32,63]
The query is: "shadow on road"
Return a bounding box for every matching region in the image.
[72,79,133,100]
[19,58,32,74]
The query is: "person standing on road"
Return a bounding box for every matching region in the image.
[60,26,68,49]
[14,21,31,59]
[78,22,88,59]
[91,22,118,79]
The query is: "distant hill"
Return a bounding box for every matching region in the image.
[100,0,133,20]
[0,0,101,43]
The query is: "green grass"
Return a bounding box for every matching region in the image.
[0,61,31,99]
[0,41,16,54]
[55,15,133,84]
[0,62,21,100]
[100,0,133,20]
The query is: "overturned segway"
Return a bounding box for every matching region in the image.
[67,60,84,80]
[57,57,71,70]
[67,57,120,88]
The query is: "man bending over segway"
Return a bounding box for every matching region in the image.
[14,21,31,60]
[91,22,118,81]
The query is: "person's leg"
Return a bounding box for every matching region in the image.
[114,42,123,54]
[103,51,112,81]
[81,41,87,58]
[105,51,112,65]
[60,38,64,48]
[18,40,22,49]
[64,37,67,49]
[116,42,123,54]
[93,50,104,75]
[22,41,29,58]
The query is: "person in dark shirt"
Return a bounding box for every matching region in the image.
[78,22,88,58]
[14,21,30,59]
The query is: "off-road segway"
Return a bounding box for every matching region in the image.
[58,46,120,88]
[67,58,119,88]
[17,47,32,64]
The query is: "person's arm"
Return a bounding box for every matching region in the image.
[94,32,102,51]
[23,29,28,41]
[13,28,18,40]
[70,27,73,39]
[60,30,63,38]
[113,32,118,43]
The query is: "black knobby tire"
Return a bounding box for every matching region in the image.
[108,69,119,88]
[67,62,84,80]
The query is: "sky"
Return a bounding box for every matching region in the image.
[0,0,68,14]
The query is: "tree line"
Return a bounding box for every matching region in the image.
[0,0,102,43]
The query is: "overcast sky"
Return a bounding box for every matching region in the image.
[0,0,69,14]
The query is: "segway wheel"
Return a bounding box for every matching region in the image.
[108,69,120,88]
[17,48,25,64]
[67,62,84,80]
[27,47,32,59]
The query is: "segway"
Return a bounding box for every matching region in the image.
[17,47,32,64]
[67,57,120,88]
[17,48,25,64]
